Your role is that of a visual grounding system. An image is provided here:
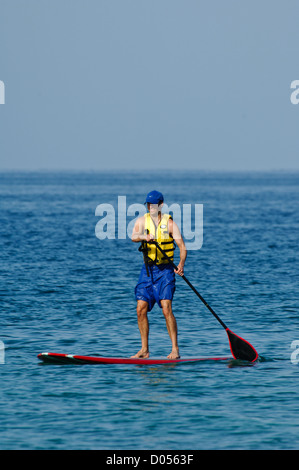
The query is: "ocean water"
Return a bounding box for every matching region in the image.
[0,170,298,450]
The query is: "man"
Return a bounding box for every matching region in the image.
[131,190,187,359]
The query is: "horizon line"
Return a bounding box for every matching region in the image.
[0,167,298,173]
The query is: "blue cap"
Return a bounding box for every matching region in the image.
[145,190,164,205]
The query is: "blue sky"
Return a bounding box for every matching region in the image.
[0,0,298,171]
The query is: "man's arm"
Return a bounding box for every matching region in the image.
[169,219,187,276]
[131,217,153,243]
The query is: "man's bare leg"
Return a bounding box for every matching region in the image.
[131,300,150,358]
[161,300,180,359]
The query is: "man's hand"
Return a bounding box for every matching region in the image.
[174,262,184,276]
[144,233,155,243]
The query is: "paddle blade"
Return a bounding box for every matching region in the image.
[226,328,258,362]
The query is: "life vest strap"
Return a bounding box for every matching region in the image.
[138,240,176,266]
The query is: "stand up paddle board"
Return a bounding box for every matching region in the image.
[37,352,231,365]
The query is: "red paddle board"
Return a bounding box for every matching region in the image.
[37,352,231,365]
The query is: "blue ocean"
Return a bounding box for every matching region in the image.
[0,170,298,450]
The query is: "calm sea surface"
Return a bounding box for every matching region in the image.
[0,170,298,450]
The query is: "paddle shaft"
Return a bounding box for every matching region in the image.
[152,241,228,330]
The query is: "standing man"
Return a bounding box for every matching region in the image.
[131,190,187,359]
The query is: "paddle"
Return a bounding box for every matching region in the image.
[152,241,258,362]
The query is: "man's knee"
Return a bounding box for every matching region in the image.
[161,300,172,317]
[136,301,148,317]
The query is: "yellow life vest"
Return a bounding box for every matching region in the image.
[142,213,175,265]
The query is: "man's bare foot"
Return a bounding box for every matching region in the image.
[131,349,149,359]
[167,349,180,359]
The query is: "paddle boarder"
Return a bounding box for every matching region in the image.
[131,190,187,359]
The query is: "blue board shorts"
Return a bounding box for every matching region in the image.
[135,263,176,311]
